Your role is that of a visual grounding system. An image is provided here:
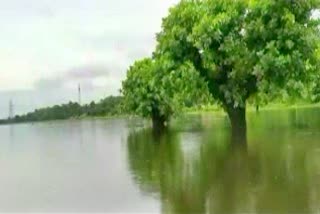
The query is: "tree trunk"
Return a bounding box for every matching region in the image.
[225,105,247,145]
[152,114,166,132]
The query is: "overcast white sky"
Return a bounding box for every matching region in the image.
[0,0,178,118]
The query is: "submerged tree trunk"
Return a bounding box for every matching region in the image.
[225,105,247,145]
[256,105,260,113]
[152,114,166,132]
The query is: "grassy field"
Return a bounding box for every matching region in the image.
[185,103,320,115]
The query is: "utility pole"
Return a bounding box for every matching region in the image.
[78,83,81,105]
[9,99,14,120]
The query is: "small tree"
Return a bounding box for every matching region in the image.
[155,0,320,139]
[122,57,208,130]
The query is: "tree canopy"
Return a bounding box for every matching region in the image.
[121,56,209,129]
[153,0,320,134]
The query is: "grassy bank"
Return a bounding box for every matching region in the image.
[185,103,320,115]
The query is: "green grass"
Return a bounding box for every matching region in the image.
[185,102,320,115]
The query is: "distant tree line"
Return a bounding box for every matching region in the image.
[0,96,123,124]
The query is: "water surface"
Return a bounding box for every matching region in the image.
[1,108,320,213]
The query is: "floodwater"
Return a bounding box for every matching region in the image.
[1,108,320,213]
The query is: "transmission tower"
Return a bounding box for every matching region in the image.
[78,83,82,105]
[9,100,14,120]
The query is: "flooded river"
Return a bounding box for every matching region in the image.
[1,108,320,213]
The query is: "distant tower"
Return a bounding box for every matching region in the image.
[78,83,82,105]
[9,100,14,120]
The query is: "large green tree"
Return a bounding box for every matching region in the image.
[122,57,208,129]
[155,0,319,139]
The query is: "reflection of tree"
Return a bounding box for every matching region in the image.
[249,131,312,214]
[127,129,182,196]
[127,128,207,213]
[127,123,317,214]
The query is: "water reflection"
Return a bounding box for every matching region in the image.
[127,108,320,214]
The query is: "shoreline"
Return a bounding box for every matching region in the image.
[2,103,320,126]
